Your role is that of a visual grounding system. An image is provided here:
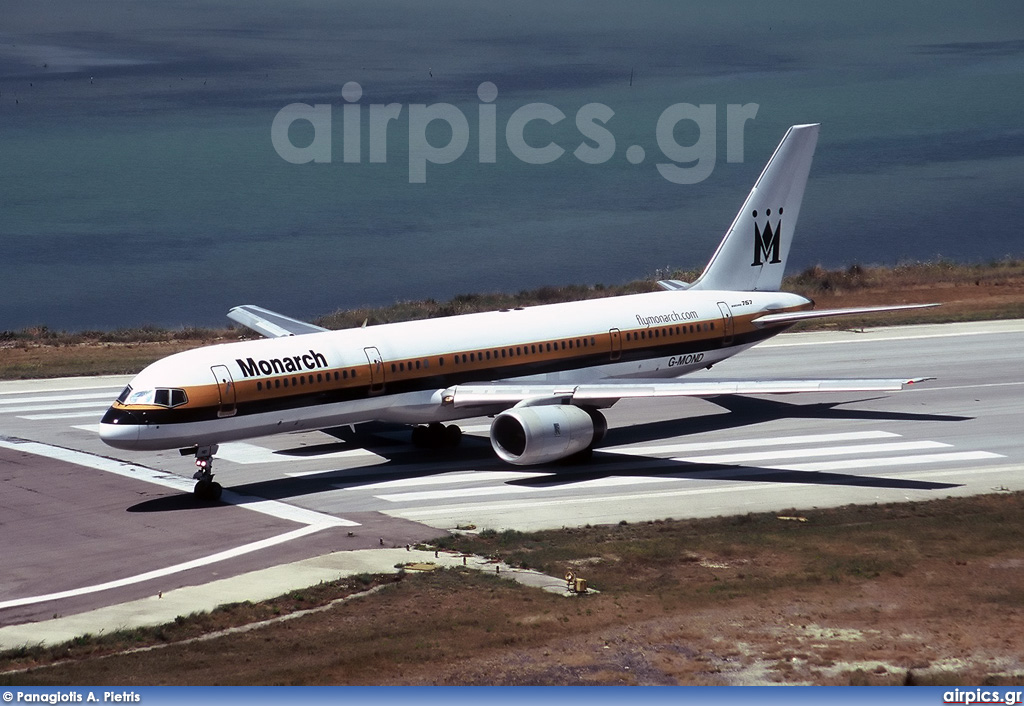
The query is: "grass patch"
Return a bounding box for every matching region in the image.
[5,493,1024,684]
[0,575,392,676]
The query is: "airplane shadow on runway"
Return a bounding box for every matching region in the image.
[609,394,972,446]
[127,395,969,512]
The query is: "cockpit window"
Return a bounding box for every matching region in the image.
[116,385,132,404]
[125,387,188,408]
[127,388,155,405]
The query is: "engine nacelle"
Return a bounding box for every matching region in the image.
[490,405,607,465]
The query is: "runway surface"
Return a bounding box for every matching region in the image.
[2,319,1022,626]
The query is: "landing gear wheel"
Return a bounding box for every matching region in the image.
[411,426,428,447]
[444,424,462,447]
[193,479,223,502]
[411,423,464,449]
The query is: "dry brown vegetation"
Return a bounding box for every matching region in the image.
[4,493,1024,685]
[4,259,1024,380]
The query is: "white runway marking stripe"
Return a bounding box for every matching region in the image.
[764,451,1006,472]
[1,401,111,414]
[604,430,899,456]
[671,440,950,465]
[907,463,1023,479]
[375,474,685,503]
[0,438,356,527]
[338,470,547,491]
[0,391,116,405]
[0,524,328,610]
[0,382,123,396]
[20,411,107,420]
[393,481,812,518]
[218,441,385,466]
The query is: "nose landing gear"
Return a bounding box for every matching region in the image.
[186,444,222,502]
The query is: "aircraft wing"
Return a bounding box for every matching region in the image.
[442,377,933,408]
[752,303,938,327]
[227,304,329,338]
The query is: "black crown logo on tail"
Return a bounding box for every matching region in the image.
[751,207,783,266]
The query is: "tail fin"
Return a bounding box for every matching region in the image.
[690,123,819,292]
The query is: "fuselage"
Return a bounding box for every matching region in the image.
[99,288,811,451]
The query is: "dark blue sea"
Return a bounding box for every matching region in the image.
[2,0,1023,330]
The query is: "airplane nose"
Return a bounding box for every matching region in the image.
[99,407,140,449]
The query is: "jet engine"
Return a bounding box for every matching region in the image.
[490,405,607,465]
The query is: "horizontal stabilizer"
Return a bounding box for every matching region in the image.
[657,280,692,291]
[443,377,933,408]
[752,303,939,328]
[227,304,329,338]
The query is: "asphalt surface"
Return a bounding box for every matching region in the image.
[1,319,1021,639]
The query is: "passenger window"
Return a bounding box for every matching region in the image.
[275,379,281,389]
[257,382,263,392]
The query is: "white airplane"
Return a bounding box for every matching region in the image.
[100,124,935,501]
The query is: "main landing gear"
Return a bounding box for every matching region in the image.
[411,422,462,449]
[185,444,223,502]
